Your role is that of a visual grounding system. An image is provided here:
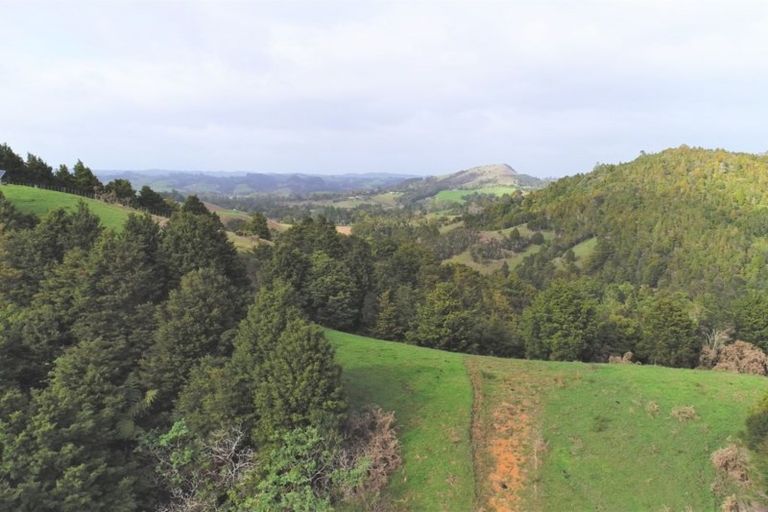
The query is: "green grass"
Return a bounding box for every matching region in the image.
[446,243,544,274]
[434,186,520,204]
[325,329,768,510]
[2,184,134,230]
[326,330,475,511]
[528,363,768,511]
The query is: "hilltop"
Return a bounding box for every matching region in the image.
[393,163,546,204]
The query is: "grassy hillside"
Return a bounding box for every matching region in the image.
[2,184,133,230]
[328,329,768,511]
[434,185,521,205]
[326,330,475,511]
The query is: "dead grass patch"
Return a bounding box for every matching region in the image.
[670,405,697,422]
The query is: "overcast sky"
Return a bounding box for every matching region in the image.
[3,1,768,177]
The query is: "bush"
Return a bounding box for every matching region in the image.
[713,341,768,376]
[337,407,402,504]
[711,444,750,486]
[608,351,635,364]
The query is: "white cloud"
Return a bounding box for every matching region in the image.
[2,0,768,175]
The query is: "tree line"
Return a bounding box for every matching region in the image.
[0,143,174,216]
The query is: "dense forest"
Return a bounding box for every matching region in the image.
[0,191,398,511]
[5,144,768,509]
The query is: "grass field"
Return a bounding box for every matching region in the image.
[446,243,544,274]
[326,330,475,511]
[2,184,134,230]
[327,329,768,511]
[434,186,520,205]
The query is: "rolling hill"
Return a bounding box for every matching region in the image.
[98,170,415,196]
[1,184,134,230]
[328,329,768,511]
[1,185,266,250]
[394,163,547,204]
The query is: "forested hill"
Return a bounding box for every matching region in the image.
[470,146,768,307]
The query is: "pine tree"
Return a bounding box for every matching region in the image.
[246,212,271,240]
[251,319,346,440]
[521,279,600,361]
[0,337,149,512]
[180,195,211,216]
[72,159,102,194]
[160,210,246,288]
[306,251,359,330]
[406,282,477,352]
[373,289,401,340]
[140,267,245,415]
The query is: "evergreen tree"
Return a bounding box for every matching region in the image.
[104,179,136,205]
[180,194,211,216]
[71,159,102,194]
[734,291,768,351]
[0,143,26,183]
[373,289,402,340]
[178,281,345,444]
[246,212,271,240]
[140,267,245,415]
[135,186,173,216]
[0,191,37,231]
[521,279,599,361]
[71,220,165,349]
[636,294,700,367]
[54,164,74,188]
[0,337,149,512]
[160,210,246,288]
[306,251,359,330]
[251,319,346,440]
[25,154,55,185]
[406,282,477,352]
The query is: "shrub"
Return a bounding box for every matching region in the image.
[711,444,750,486]
[337,407,402,504]
[713,341,768,376]
[608,351,635,364]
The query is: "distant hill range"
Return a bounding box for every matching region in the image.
[392,163,548,203]
[99,164,547,199]
[97,170,416,197]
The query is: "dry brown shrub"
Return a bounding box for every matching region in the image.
[721,495,741,512]
[608,351,636,364]
[671,405,697,422]
[338,406,402,504]
[700,345,720,369]
[713,341,768,376]
[645,401,660,417]
[712,444,750,486]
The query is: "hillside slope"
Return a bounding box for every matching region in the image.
[394,163,545,204]
[328,330,768,511]
[1,184,134,230]
[469,147,768,303]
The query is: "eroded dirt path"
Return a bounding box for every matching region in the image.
[467,358,551,512]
